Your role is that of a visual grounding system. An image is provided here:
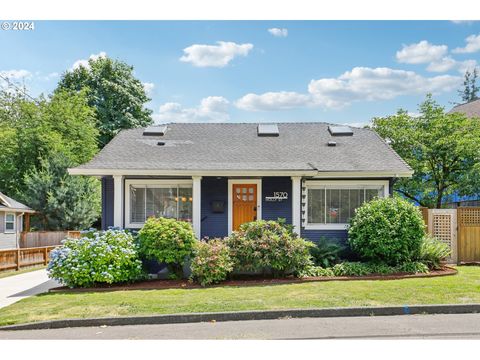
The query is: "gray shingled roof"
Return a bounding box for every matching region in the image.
[449,99,480,118]
[71,123,412,174]
[0,192,33,212]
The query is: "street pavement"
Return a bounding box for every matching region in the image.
[1,313,480,339]
[0,269,59,309]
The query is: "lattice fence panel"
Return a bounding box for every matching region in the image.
[459,208,480,226]
[432,214,453,249]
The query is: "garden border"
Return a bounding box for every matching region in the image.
[0,303,478,331]
[48,266,457,293]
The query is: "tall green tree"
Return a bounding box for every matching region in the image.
[458,68,479,103]
[372,94,480,208]
[56,56,153,147]
[23,154,101,230]
[0,87,98,197]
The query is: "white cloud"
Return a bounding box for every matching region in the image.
[308,67,460,108]
[426,56,457,72]
[457,59,478,74]
[42,72,59,81]
[235,67,461,111]
[154,96,230,123]
[268,28,288,37]
[396,40,448,64]
[143,82,155,95]
[0,69,31,81]
[236,91,311,111]
[71,51,107,70]
[453,34,480,53]
[179,41,253,68]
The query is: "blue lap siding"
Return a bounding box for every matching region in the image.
[201,177,228,238]
[261,177,292,224]
[101,176,114,230]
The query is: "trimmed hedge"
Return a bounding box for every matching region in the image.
[348,197,425,265]
[138,217,197,279]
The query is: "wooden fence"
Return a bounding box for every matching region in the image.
[19,230,81,248]
[457,208,480,263]
[422,207,480,264]
[0,246,57,271]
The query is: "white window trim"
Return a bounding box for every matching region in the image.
[227,179,262,234]
[124,179,193,229]
[4,212,16,233]
[303,180,389,230]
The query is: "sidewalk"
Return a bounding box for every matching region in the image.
[0,269,59,309]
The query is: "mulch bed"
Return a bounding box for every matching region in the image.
[49,266,457,293]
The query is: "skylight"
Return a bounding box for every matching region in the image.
[328,125,353,136]
[257,124,279,137]
[143,125,167,136]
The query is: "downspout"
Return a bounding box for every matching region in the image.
[16,212,24,249]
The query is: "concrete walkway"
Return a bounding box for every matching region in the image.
[0,269,59,309]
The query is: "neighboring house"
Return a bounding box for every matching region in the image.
[69,123,412,244]
[0,192,35,249]
[447,99,480,208]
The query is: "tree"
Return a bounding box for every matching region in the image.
[0,87,98,197]
[23,153,101,230]
[56,56,153,147]
[458,68,479,103]
[372,94,480,208]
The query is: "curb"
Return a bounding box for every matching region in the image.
[1,304,480,331]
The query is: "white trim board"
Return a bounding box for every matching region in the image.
[68,168,412,178]
[227,179,262,235]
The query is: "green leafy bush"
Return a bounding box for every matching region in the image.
[419,235,451,269]
[331,262,372,276]
[138,217,197,278]
[310,238,344,268]
[397,261,429,274]
[190,239,234,286]
[348,197,425,265]
[298,265,335,277]
[226,220,314,277]
[47,229,144,288]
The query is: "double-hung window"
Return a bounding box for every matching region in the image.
[305,180,388,230]
[5,213,15,233]
[126,180,193,228]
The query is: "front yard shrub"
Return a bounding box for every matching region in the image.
[309,238,344,268]
[47,229,144,288]
[419,235,451,269]
[348,197,425,265]
[190,239,234,286]
[138,217,197,279]
[331,262,372,276]
[226,220,314,277]
[397,261,429,274]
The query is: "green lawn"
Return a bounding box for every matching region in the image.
[0,266,46,280]
[0,266,479,326]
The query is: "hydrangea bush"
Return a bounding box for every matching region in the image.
[47,229,144,288]
[226,220,314,277]
[138,217,197,279]
[190,239,234,286]
[348,197,425,265]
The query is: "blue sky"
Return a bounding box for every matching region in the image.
[1,20,479,126]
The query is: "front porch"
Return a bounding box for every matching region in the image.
[105,176,302,240]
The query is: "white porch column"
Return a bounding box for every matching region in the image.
[113,175,124,228]
[291,176,301,235]
[192,176,202,239]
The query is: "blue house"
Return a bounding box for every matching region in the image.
[69,123,412,244]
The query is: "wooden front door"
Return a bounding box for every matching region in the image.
[232,184,257,231]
